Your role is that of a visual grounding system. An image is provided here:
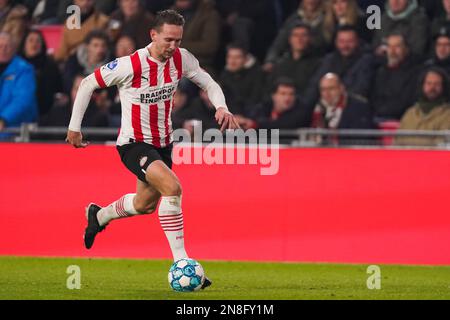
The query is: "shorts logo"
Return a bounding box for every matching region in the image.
[106,59,118,70]
[139,156,148,168]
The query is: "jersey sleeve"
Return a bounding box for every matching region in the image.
[180,48,228,111]
[94,56,133,88]
[68,56,133,132]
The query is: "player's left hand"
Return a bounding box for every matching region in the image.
[215,107,241,132]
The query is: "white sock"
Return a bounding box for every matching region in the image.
[97,194,139,226]
[159,196,188,261]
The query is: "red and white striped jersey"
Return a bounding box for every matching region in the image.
[68,44,228,147]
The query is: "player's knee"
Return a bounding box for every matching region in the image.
[164,180,182,196]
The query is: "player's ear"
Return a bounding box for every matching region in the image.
[150,29,157,42]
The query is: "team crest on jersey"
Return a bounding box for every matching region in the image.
[106,59,118,70]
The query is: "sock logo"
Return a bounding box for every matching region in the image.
[169,198,180,206]
[176,236,184,240]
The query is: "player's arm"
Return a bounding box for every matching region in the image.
[181,49,240,131]
[66,73,100,148]
[66,58,131,148]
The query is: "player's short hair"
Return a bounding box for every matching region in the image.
[153,9,185,31]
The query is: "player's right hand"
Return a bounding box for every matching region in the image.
[65,130,90,148]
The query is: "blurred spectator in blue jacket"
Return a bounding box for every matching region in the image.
[19,29,63,117]
[0,32,37,131]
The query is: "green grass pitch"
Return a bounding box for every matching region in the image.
[0,256,449,300]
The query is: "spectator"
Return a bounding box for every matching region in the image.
[372,0,429,58]
[54,0,109,62]
[219,43,265,116]
[312,73,373,129]
[238,78,311,129]
[0,0,29,46]
[173,0,222,76]
[425,31,450,75]
[396,68,450,146]
[114,34,136,58]
[39,74,110,127]
[18,29,63,117]
[306,25,375,105]
[371,33,422,121]
[63,30,111,94]
[431,0,450,37]
[268,24,321,97]
[0,32,37,131]
[263,0,327,72]
[323,0,372,45]
[108,0,154,49]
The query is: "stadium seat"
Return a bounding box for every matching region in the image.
[34,25,63,55]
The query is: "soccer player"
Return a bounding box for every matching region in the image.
[66,10,240,289]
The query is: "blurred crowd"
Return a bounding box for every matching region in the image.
[0,0,450,145]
